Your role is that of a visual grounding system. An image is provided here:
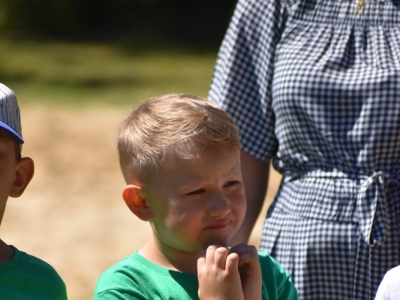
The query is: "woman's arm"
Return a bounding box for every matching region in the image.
[230,150,270,246]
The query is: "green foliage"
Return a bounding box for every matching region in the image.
[0,39,218,108]
[0,0,236,49]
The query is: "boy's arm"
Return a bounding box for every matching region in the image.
[230,244,262,300]
[275,273,298,300]
[197,245,244,300]
[95,290,136,300]
[94,273,147,300]
[94,287,147,300]
[259,253,298,300]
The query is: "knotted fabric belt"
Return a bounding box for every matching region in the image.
[279,168,400,247]
[357,171,400,247]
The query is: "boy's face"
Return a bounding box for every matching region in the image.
[0,130,19,212]
[144,149,246,254]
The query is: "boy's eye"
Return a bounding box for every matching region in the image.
[224,181,239,187]
[186,189,205,196]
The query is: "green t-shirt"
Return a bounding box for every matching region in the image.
[0,246,67,300]
[94,251,298,300]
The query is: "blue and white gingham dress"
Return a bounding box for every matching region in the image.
[209,0,400,299]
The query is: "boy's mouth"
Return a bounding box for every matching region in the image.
[204,219,230,230]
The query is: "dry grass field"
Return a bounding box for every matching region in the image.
[1,104,282,299]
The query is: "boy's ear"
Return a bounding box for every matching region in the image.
[9,157,35,198]
[122,184,154,221]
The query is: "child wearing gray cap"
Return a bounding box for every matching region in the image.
[0,83,67,299]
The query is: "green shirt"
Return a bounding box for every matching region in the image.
[0,246,67,300]
[94,251,298,300]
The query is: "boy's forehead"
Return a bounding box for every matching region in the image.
[165,149,240,172]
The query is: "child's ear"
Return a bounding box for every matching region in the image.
[122,184,154,221]
[9,157,35,198]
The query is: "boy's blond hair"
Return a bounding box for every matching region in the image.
[118,94,240,183]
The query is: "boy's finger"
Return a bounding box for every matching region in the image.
[225,252,240,273]
[230,243,256,254]
[214,247,230,270]
[230,244,257,254]
[230,244,258,266]
[205,245,218,266]
[197,255,206,271]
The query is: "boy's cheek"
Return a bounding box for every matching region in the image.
[236,198,247,222]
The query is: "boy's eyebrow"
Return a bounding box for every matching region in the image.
[180,165,241,190]
[179,176,209,191]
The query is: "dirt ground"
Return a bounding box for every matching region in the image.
[1,105,282,300]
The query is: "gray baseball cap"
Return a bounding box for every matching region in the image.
[0,83,24,144]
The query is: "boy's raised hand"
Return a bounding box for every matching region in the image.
[197,245,244,300]
[230,243,262,300]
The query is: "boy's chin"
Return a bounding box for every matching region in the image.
[201,238,231,249]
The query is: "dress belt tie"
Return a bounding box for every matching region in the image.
[357,171,400,247]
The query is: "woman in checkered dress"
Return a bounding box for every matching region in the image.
[209,0,400,299]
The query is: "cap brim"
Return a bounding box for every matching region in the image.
[0,122,24,144]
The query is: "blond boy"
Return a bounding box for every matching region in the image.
[94,94,297,299]
[0,83,67,298]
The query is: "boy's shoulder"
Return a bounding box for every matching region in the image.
[0,246,67,299]
[258,251,298,300]
[95,252,198,299]
[96,252,141,287]
[258,250,289,275]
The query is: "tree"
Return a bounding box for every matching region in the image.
[0,0,237,49]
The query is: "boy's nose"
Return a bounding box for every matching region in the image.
[208,192,230,217]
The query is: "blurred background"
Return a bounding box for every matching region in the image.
[0,0,238,105]
[0,1,281,299]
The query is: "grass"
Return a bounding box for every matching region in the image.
[0,39,218,108]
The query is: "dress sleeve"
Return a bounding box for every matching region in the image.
[209,0,287,162]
